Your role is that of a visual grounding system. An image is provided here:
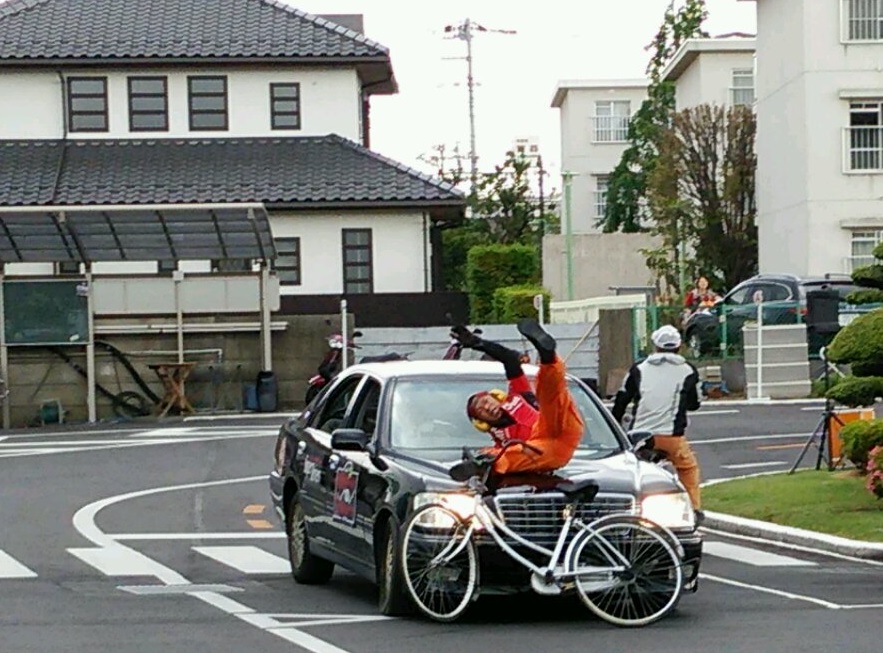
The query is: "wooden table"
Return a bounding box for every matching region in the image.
[149,362,197,417]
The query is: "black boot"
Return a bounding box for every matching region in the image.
[517,318,556,364]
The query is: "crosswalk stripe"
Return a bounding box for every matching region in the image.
[193,545,289,574]
[704,541,817,567]
[0,549,37,578]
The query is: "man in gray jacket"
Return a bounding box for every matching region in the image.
[612,324,703,516]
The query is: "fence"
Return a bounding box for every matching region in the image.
[551,294,647,325]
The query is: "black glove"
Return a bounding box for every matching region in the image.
[450,325,482,349]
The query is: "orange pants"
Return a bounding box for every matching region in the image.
[492,357,585,474]
[652,435,702,510]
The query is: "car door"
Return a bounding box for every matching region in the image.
[297,372,364,550]
[718,284,756,346]
[326,375,386,567]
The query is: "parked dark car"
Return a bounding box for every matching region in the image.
[683,273,866,356]
[268,360,702,617]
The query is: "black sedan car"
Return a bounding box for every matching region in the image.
[268,360,702,617]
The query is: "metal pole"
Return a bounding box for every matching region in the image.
[465,18,478,196]
[173,271,184,364]
[340,299,348,370]
[562,171,575,301]
[85,265,96,423]
[259,263,272,371]
[756,300,764,400]
[0,269,8,430]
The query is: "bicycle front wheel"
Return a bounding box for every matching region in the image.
[570,518,683,627]
[400,504,478,622]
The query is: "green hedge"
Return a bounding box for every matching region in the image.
[852,264,883,290]
[840,418,883,469]
[874,240,883,260]
[845,289,883,305]
[492,285,550,323]
[826,376,883,407]
[466,244,539,323]
[826,308,883,365]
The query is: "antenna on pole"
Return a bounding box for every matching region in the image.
[443,18,516,199]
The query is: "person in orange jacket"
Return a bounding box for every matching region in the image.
[450,318,584,478]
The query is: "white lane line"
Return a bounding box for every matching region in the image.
[692,410,740,416]
[112,532,284,540]
[0,436,8,443]
[68,547,177,577]
[720,461,788,470]
[704,541,817,567]
[693,433,809,445]
[700,573,842,609]
[193,546,289,574]
[0,549,37,578]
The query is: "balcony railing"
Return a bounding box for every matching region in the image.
[592,115,630,143]
[843,0,883,41]
[843,126,883,171]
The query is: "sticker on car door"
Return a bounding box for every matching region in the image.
[333,460,359,525]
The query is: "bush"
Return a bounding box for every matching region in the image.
[466,244,539,323]
[840,419,883,469]
[826,308,883,366]
[826,376,883,407]
[811,374,841,398]
[492,285,550,323]
[845,288,883,305]
[867,446,883,499]
[852,264,883,290]
[441,227,489,292]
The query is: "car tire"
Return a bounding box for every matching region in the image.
[686,329,709,357]
[286,491,334,585]
[377,521,412,616]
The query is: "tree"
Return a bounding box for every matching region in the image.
[601,0,708,233]
[644,104,758,293]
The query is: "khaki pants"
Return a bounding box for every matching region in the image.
[652,435,702,510]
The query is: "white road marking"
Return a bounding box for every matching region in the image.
[112,531,284,540]
[193,546,289,574]
[0,436,8,443]
[693,433,809,445]
[692,409,740,416]
[0,549,37,578]
[134,427,199,437]
[704,541,817,567]
[68,547,178,577]
[720,461,788,470]
[700,573,842,609]
[700,528,883,567]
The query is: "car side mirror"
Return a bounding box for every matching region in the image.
[331,428,370,451]
[627,430,654,450]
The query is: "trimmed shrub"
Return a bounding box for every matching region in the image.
[826,376,883,407]
[441,227,488,292]
[826,308,883,366]
[492,285,551,323]
[852,264,883,290]
[840,419,883,469]
[845,288,883,305]
[867,446,883,499]
[465,244,539,323]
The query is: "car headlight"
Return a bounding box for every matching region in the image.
[412,492,479,529]
[640,492,695,529]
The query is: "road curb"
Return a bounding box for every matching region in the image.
[704,511,883,560]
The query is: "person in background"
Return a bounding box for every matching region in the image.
[684,276,720,312]
[611,325,704,522]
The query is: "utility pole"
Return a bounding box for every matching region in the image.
[444,18,516,198]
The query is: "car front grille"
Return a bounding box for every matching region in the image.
[492,492,637,549]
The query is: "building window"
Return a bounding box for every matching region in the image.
[848,230,883,271]
[844,0,883,41]
[128,77,168,132]
[275,238,302,285]
[188,76,228,131]
[342,229,373,294]
[270,83,301,130]
[593,100,631,142]
[846,101,883,170]
[594,175,610,218]
[213,258,252,273]
[67,77,108,132]
[730,69,755,107]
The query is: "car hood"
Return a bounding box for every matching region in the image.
[386,448,680,497]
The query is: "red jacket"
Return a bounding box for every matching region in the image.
[487,374,539,445]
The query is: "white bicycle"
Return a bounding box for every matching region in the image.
[399,441,685,626]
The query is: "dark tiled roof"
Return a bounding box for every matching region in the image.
[0,137,464,208]
[0,0,388,60]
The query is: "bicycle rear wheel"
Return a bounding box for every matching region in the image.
[400,504,478,622]
[570,518,683,627]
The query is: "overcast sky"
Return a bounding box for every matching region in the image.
[286,0,757,190]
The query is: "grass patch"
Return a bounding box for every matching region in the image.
[703,470,883,542]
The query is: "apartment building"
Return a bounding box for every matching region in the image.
[743,0,883,275]
[661,35,756,110]
[550,80,648,233]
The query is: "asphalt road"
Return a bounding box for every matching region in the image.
[0,406,881,653]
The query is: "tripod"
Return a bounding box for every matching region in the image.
[789,346,844,473]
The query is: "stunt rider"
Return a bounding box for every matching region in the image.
[450,318,584,478]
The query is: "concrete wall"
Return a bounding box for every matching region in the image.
[354,323,599,382]
[542,232,661,301]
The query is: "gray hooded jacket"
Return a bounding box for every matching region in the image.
[611,352,701,436]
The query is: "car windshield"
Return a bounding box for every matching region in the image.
[388,376,624,461]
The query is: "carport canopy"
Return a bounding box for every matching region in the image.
[0,203,276,264]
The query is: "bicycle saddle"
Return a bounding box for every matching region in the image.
[555,479,600,503]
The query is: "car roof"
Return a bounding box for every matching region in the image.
[344,359,542,380]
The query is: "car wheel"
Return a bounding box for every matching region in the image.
[286,491,334,584]
[377,521,412,616]
[686,330,706,357]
